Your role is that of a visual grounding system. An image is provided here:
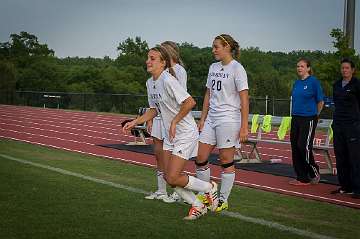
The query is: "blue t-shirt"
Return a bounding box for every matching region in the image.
[291,75,324,116]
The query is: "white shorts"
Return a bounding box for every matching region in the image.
[199,120,240,149]
[151,117,165,140]
[163,136,198,160]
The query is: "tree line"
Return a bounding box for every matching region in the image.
[0,30,359,99]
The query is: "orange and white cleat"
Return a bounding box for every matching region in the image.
[205,181,219,212]
[183,205,208,220]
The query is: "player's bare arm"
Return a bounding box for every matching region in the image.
[122,108,158,133]
[239,89,249,143]
[169,96,196,141]
[198,88,210,131]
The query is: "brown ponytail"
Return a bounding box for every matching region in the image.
[161,41,184,67]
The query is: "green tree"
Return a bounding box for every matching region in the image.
[0,60,17,92]
[330,28,356,59]
[0,31,54,60]
[117,37,148,57]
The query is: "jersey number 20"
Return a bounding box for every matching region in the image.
[211,80,222,91]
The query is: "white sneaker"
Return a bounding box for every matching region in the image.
[162,191,182,203]
[205,181,219,212]
[144,191,168,200]
[183,205,207,220]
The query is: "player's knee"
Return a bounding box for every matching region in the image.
[165,173,179,187]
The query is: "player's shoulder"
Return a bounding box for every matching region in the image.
[210,61,222,69]
[230,60,245,71]
[173,63,186,72]
[162,70,178,85]
[146,77,153,87]
[173,64,187,76]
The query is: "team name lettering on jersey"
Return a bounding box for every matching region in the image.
[150,93,162,100]
[209,72,230,79]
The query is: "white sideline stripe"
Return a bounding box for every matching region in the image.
[223,211,336,239]
[0,153,337,239]
[1,135,359,208]
[0,154,149,195]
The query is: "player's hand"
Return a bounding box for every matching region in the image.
[146,120,153,134]
[239,126,248,143]
[169,120,177,142]
[197,119,205,132]
[122,120,137,134]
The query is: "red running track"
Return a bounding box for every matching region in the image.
[0,104,359,209]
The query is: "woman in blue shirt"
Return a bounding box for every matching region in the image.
[290,58,324,186]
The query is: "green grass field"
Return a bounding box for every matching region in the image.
[0,139,359,239]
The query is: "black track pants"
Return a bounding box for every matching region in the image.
[333,122,360,194]
[290,115,319,183]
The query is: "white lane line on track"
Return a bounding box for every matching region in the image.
[0,153,338,239]
[0,117,333,163]
[0,106,128,122]
[0,122,150,144]
[0,111,123,128]
[0,128,96,145]
[0,123,123,142]
[0,125,331,166]
[0,118,123,136]
[1,135,359,209]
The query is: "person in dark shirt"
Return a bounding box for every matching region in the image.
[289,58,324,186]
[331,58,360,199]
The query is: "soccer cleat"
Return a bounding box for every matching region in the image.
[205,181,219,212]
[215,200,229,212]
[289,179,310,186]
[183,205,207,220]
[162,191,182,203]
[330,188,353,195]
[310,175,320,184]
[144,191,168,200]
[196,193,209,206]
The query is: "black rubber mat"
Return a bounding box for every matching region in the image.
[99,143,338,185]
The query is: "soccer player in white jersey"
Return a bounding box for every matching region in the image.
[144,41,187,203]
[123,46,218,220]
[196,34,249,212]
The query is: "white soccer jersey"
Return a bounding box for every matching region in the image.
[173,64,187,89]
[206,59,248,125]
[146,70,198,143]
[153,64,187,121]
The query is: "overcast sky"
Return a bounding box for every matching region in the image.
[0,0,359,58]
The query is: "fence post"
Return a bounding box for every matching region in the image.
[83,93,86,111]
[289,96,292,116]
[265,95,268,115]
[272,96,275,115]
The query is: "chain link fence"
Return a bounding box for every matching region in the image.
[0,91,333,118]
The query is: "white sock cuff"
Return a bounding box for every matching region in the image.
[185,175,212,192]
[157,171,164,176]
